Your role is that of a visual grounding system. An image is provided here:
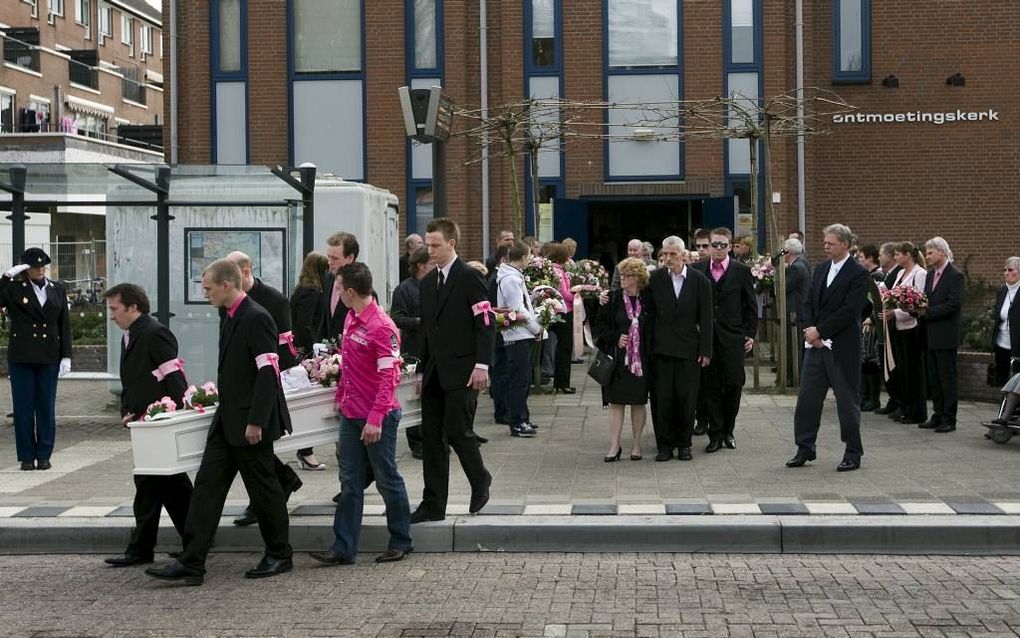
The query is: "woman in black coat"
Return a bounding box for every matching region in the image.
[0,248,71,470]
[288,251,328,468]
[595,257,652,462]
[992,256,1020,386]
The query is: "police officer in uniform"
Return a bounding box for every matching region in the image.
[102,283,193,567]
[0,248,71,470]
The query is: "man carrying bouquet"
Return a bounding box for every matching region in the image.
[309,262,412,565]
[103,283,193,568]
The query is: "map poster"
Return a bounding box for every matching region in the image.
[185,228,287,303]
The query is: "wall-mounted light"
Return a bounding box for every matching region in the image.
[633,128,655,142]
[881,74,899,88]
[946,73,965,87]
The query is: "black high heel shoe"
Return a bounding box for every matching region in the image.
[604,448,622,462]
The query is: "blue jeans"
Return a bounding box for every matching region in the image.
[9,362,59,463]
[332,409,412,559]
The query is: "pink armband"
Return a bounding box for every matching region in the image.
[471,301,493,326]
[278,331,298,357]
[255,352,281,384]
[151,359,185,382]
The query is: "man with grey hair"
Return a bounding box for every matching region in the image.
[642,241,656,269]
[921,237,965,432]
[783,237,810,382]
[647,235,713,461]
[399,234,424,282]
[787,224,869,472]
[611,239,647,289]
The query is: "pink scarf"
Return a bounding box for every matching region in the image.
[624,294,643,377]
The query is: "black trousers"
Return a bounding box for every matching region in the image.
[419,375,489,516]
[695,368,709,427]
[652,355,700,451]
[793,347,863,463]
[704,350,743,442]
[124,473,193,559]
[549,312,574,389]
[891,326,927,421]
[405,425,423,452]
[926,348,958,425]
[245,455,301,508]
[179,426,292,573]
[995,346,1014,387]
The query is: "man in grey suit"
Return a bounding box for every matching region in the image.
[786,224,870,472]
[783,238,810,382]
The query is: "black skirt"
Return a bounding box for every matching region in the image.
[602,346,649,406]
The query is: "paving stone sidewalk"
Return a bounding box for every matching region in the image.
[2,368,1018,517]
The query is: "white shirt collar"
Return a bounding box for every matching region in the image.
[830,254,851,271]
[670,264,687,279]
[438,254,458,279]
[1007,281,1020,293]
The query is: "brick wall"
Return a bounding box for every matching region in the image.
[0,345,106,375]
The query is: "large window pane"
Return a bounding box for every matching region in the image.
[218,0,242,73]
[294,0,361,73]
[839,0,863,72]
[413,0,437,69]
[608,0,677,68]
[531,0,555,67]
[727,72,757,174]
[730,0,753,64]
[414,186,434,234]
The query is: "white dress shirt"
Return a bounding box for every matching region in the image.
[670,265,687,298]
[825,254,850,288]
[998,282,1020,350]
[31,278,48,307]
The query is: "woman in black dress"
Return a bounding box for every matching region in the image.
[595,257,651,462]
[288,250,328,469]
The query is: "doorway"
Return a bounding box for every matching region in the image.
[587,199,702,268]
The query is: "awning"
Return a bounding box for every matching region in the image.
[65,95,115,117]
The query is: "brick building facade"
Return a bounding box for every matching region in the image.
[167,0,1017,283]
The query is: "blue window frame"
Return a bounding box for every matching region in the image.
[833,0,870,83]
[405,1,444,234]
[210,0,249,164]
[525,0,561,74]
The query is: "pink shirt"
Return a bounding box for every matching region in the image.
[710,256,730,282]
[335,299,402,426]
[226,293,247,319]
[553,263,574,310]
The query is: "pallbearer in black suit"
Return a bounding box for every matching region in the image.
[0,248,72,471]
[102,284,193,568]
[145,260,293,586]
[225,251,306,527]
[319,232,360,342]
[411,218,494,523]
[921,238,965,433]
[692,228,758,453]
[647,236,714,462]
[787,224,870,472]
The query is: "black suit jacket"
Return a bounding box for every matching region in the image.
[923,262,965,350]
[785,258,810,327]
[646,266,713,361]
[0,275,71,364]
[803,258,870,382]
[289,284,322,355]
[992,285,1020,357]
[884,265,902,291]
[212,296,292,447]
[390,276,422,356]
[419,257,495,390]
[693,259,758,358]
[246,278,297,369]
[120,314,188,418]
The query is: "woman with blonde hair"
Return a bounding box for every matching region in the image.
[595,257,652,461]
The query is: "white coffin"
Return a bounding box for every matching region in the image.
[129,380,421,475]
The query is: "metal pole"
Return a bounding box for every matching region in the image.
[152,166,173,326]
[299,164,317,256]
[433,142,448,218]
[7,166,28,264]
[479,0,490,259]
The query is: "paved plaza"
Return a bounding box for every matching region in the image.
[3,552,1020,637]
[1,367,1016,517]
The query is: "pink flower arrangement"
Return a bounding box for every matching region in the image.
[523,256,558,289]
[566,259,609,298]
[531,285,567,328]
[881,285,928,315]
[749,255,776,291]
[301,353,342,387]
[142,396,178,421]
[495,310,529,332]
[183,381,219,413]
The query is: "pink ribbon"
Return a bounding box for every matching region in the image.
[572,295,585,359]
[471,301,494,326]
[151,358,186,382]
[278,331,298,357]
[255,352,282,385]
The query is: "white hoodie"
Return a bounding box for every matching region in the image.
[496,263,542,343]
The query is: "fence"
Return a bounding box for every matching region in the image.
[0,240,107,303]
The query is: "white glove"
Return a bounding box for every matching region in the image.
[59,358,71,377]
[4,264,30,278]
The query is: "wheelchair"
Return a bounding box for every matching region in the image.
[981,357,1020,445]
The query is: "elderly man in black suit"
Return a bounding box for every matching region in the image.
[692,228,757,453]
[146,259,293,585]
[784,237,811,383]
[224,251,305,526]
[921,237,965,433]
[648,235,713,462]
[103,283,192,567]
[410,218,495,523]
[787,224,870,472]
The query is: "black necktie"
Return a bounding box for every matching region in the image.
[438,270,446,289]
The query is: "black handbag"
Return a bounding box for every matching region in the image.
[587,348,615,386]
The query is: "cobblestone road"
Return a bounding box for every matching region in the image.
[3,553,1020,637]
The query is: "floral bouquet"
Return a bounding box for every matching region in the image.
[881,285,928,315]
[495,309,529,332]
[566,259,608,299]
[142,396,178,421]
[749,255,775,292]
[531,285,567,328]
[523,256,559,289]
[183,381,219,413]
[301,353,342,387]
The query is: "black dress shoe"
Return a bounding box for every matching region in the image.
[475,435,489,444]
[145,561,204,586]
[836,459,860,472]
[934,423,956,433]
[887,409,905,420]
[554,386,577,394]
[167,550,182,559]
[309,549,355,566]
[36,460,51,470]
[375,548,412,563]
[677,447,692,461]
[875,403,898,415]
[785,451,816,468]
[410,509,445,524]
[245,555,293,579]
[469,472,492,514]
[693,423,708,436]
[105,554,153,567]
[233,505,258,527]
[724,436,735,450]
[705,440,723,453]
[896,414,923,425]
[860,401,879,412]
[410,448,424,460]
[654,449,673,462]
[20,462,35,471]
